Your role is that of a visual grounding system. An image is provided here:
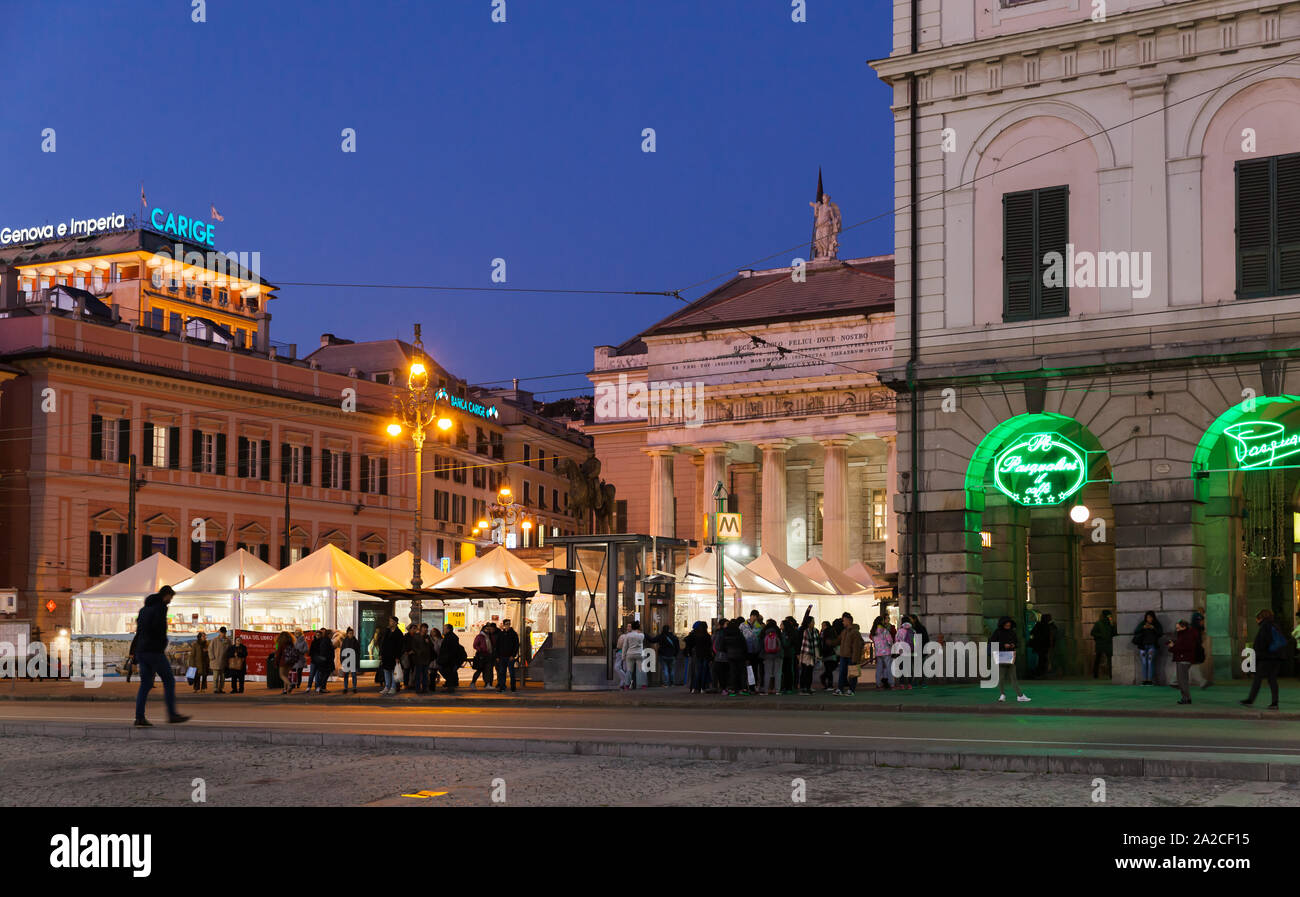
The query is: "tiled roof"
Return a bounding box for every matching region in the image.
[638,256,894,340]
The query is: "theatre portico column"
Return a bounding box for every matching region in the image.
[884,434,898,573]
[698,443,730,509]
[645,447,677,538]
[757,440,792,563]
[820,438,854,570]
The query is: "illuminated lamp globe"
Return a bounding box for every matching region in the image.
[436,417,453,431]
[386,423,403,437]
[1069,504,1090,524]
[521,520,532,530]
[477,519,489,529]
[499,487,511,498]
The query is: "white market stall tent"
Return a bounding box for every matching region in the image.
[797,556,882,624]
[242,543,405,634]
[74,553,196,635]
[743,552,833,622]
[373,550,449,590]
[172,548,277,634]
[673,549,788,627]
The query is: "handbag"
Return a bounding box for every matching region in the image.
[995,650,1015,665]
[185,666,197,680]
[746,665,756,687]
[846,664,860,679]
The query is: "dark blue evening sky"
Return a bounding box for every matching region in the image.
[2,0,896,398]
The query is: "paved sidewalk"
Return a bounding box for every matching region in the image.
[1,675,1293,720]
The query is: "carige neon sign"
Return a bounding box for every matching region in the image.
[150,207,215,247]
[1223,420,1300,470]
[435,388,499,420]
[993,433,1088,506]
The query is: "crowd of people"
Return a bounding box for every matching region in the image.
[611,610,931,697]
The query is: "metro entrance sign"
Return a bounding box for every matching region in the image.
[992,433,1088,506]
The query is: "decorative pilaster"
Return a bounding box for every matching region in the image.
[757,440,792,562]
[820,438,854,570]
[644,447,676,538]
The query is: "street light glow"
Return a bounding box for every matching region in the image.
[436,416,453,431]
[1069,504,1091,523]
[409,362,427,377]
[477,519,489,529]
[386,422,402,437]
[521,520,532,529]
[499,487,511,497]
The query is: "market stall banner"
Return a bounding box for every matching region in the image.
[236,630,278,677]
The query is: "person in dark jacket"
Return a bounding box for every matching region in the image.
[408,623,432,693]
[796,615,822,695]
[682,621,713,694]
[1028,613,1056,678]
[438,625,464,691]
[308,627,335,693]
[781,617,800,695]
[494,618,521,692]
[1133,611,1163,685]
[340,627,360,693]
[905,615,929,688]
[1090,610,1116,679]
[648,624,679,687]
[722,618,750,696]
[992,615,1029,703]
[225,636,248,694]
[1189,609,1212,689]
[132,586,189,726]
[1168,620,1198,704]
[378,616,405,696]
[708,621,727,694]
[1241,609,1283,710]
[819,621,838,690]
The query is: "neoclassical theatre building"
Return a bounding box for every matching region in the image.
[587,245,899,586]
[874,0,1300,680]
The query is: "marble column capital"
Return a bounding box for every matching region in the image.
[642,445,678,458]
[755,439,794,454]
[819,436,857,450]
[690,441,734,457]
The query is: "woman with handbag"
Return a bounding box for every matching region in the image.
[189,632,210,692]
[993,616,1030,703]
[470,624,495,688]
[226,636,248,694]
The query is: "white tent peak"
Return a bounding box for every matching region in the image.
[797,557,871,595]
[433,545,539,592]
[374,550,449,589]
[746,552,834,595]
[247,543,404,592]
[174,549,278,593]
[77,552,195,598]
[675,550,787,594]
[843,560,888,590]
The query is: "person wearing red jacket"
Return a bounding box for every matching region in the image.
[1169,620,1199,705]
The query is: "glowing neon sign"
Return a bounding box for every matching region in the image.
[435,388,499,420]
[150,207,215,247]
[993,433,1088,506]
[1223,420,1300,470]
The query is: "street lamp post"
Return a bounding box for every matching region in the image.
[387,324,452,627]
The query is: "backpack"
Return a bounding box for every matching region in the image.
[281,646,301,668]
[1268,624,1287,656]
[763,630,781,655]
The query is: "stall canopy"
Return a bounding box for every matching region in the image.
[674,550,787,594]
[797,557,872,595]
[173,548,277,595]
[76,552,195,599]
[373,550,449,589]
[247,543,405,592]
[358,545,537,600]
[843,561,889,591]
[745,552,834,596]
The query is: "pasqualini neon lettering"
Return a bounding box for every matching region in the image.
[992,433,1088,506]
[1224,421,1300,470]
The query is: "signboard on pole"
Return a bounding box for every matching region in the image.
[716,513,742,542]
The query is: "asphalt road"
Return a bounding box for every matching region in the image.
[3,700,1300,762]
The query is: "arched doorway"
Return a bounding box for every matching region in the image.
[965,413,1114,677]
[1194,396,1300,677]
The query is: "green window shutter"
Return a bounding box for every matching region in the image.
[1035,185,1070,318]
[1274,153,1300,294]
[1003,191,1036,321]
[1236,157,1273,299]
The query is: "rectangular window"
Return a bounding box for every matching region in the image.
[872,489,887,541]
[74,275,85,290]
[1003,185,1069,321]
[538,488,546,510]
[1236,153,1300,299]
[537,448,545,470]
[615,500,628,534]
[523,482,532,506]
[169,311,183,334]
[434,454,450,480]
[203,432,217,473]
[95,533,115,576]
[812,492,824,544]
[150,307,164,330]
[152,426,168,469]
[476,428,487,455]
[523,445,531,466]
[553,488,559,511]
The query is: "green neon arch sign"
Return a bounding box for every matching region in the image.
[992,432,1088,506]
